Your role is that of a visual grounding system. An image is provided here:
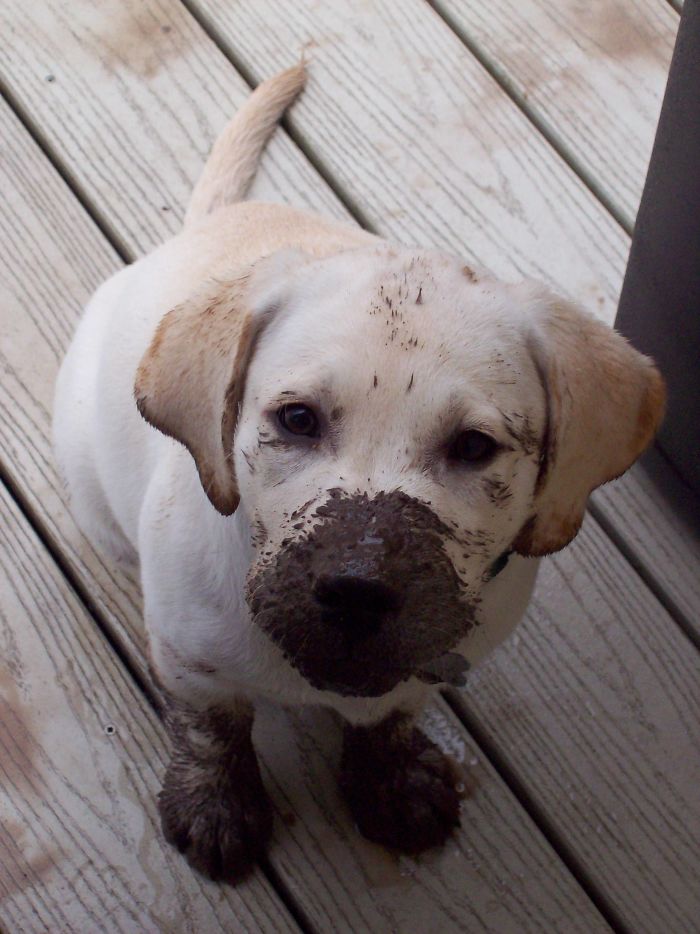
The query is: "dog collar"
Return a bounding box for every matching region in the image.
[487,549,512,581]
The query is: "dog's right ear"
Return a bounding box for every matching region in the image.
[134,249,309,515]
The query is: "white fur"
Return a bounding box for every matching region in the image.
[53,68,663,726]
[54,222,540,724]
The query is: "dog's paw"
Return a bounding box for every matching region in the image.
[159,759,273,882]
[340,724,463,853]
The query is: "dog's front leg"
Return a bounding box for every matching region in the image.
[339,710,464,853]
[158,698,273,882]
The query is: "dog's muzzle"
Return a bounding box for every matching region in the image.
[246,489,476,697]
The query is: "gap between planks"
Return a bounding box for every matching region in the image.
[440,688,629,934]
[177,0,380,234]
[424,0,633,235]
[0,76,132,263]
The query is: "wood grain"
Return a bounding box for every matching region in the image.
[450,513,700,934]
[0,79,608,934]
[0,484,296,933]
[430,0,678,230]
[591,450,700,639]
[0,98,147,677]
[193,0,629,322]
[0,0,348,259]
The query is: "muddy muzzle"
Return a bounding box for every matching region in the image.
[247,490,476,697]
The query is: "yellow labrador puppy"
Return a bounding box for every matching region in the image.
[53,65,665,881]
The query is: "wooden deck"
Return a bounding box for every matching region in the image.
[1,1,698,931]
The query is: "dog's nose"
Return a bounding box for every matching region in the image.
[313,575,402,635]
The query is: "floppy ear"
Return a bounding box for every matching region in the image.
[134,249,309,515]
[513,289,666,556]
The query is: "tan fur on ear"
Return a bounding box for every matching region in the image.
[513,291,666,556]
[134,249,317,514]
[135,275,258,515]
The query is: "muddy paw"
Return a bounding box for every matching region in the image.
[340,721,463,853]
[159,758,273,882]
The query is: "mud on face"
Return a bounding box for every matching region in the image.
[245,489,477,697]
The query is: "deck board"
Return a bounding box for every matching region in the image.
[0,485,296,934]
[591,452,700,639]
[0,67,608,934]
[0,0,348,259]
[0,99,145,678]
[430,0,678,230]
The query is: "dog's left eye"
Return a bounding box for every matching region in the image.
[449,429,498,464]
[278,403,319,437]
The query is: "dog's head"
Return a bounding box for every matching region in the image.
[135,246,664,697]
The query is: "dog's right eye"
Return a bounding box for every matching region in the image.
[277,403,319,437]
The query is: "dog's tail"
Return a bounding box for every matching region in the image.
[185,62,307,226]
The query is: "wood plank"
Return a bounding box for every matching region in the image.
[591,449,700,639]
[0,44,610,934]
[449,512,700,934]
[0,95,147,680]
[191,0,630,323]
[431,0,678,230]
[0,485,296,934]
[0,0,348,259]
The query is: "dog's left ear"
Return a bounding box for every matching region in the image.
[134,249,309,515]
[513,287,666,556]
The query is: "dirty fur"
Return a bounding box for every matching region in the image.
[53,65,665,882]
[247,490,476,696]
[159,702,272,881]
[340,712,464,852]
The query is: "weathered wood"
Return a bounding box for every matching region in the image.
[0,61,609,934]
[430,0,678,230]
[450,513,700,934]
[592,450,700,639]
[0,98,146,678]
[0,0,348,259]
[191,0,629,322]
[0,484,297,933]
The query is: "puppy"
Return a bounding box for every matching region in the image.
[53,64,665,881]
